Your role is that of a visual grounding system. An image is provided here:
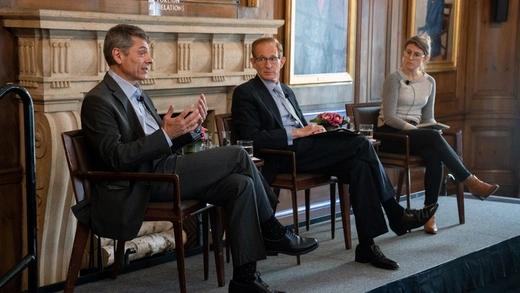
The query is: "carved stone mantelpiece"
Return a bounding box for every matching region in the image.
[0,8,283,285]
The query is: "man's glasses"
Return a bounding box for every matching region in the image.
[403,50,425,60]
[254,56,280,64]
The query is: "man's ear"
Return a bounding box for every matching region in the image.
[279,56,286,69]
[112,48,123,65]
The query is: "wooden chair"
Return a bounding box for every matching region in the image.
[215,113,352,265]
[61,129,225,293]
[345,103,465,225]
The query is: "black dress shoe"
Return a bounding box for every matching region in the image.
[355,244,400,270]
[229,272,285,293]
[390,203,439,236]
[264,227,319,256]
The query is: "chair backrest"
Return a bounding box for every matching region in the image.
[61,129,96,203]
[215,113,238,146]
[345,102,381,130]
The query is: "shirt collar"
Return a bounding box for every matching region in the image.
[108,70,142,100]
[258,76,282,95]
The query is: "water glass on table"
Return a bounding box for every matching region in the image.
[237,140,254,157]
[359,124,374,140]
[221,131,231,146]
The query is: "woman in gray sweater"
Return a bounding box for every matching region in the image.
[377,35,499,234]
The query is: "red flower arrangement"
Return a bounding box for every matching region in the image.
[310,112,348,128]
[201,127,209,140]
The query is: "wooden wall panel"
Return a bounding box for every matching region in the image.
[463,0,520,197]
[356,0,402,104]
[0,21,22,293]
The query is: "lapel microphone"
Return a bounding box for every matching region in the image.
[138,96,144,102]
[406,80,410,85]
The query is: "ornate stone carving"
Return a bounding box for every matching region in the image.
[18,39,36,74]
[51,41,70,74]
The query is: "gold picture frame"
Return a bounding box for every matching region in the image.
[284,0,356,85]
[409,0,460,72]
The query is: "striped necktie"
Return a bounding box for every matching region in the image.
[273,86,303,128]
[133,93,159,135]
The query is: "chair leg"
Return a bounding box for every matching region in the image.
[64,221,90,293]
[210,207,225,287]
[202,212,209,281]
[405,169,412,209]
[305,189,311,231]
[329,183,336,239]
[273,187,281,213]
[111,239,126,279]
[396,169,405,203]
[338,183,352,250]
[290,189,301,265]
[220,210,231,263]
[226,235,231,263]
[173,221,187,293]
[456,181,465,224]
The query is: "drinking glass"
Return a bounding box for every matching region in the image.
[221,131,231,146]
[237,140,254,157]
[359,124,374,140]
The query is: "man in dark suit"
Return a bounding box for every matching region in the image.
[232,36,438,271]
[78,24,317,293]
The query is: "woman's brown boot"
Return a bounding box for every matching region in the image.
[464,175,499,200]
[424,215,437,234]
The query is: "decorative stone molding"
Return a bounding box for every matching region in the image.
[0,8,283,286]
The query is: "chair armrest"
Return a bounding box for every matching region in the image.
[74,171,182,210]
[441,129,463,157]
[256,148,297,177]
[373,131,412,162]
[256,148,294,157]
[74,170,179,183]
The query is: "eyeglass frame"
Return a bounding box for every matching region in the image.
[403,49,425,60]
[254,56,281,64]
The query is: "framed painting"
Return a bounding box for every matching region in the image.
[284,0,355,85]
[409,0,460,72]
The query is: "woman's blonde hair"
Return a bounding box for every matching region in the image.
[406,35,431,57]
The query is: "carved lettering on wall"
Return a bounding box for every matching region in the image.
[18,39,36,74]
[51,41,70,74]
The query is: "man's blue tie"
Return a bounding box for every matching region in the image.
[273,86,303,128]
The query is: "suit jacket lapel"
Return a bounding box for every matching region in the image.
[253,76,284,128]
[104,73,146,138]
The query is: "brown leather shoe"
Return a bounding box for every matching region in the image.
[424,215,437,234]
[465,175,499,200]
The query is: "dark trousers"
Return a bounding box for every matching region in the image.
[377,125,471,206]
[151,145,278,267]
[283,132,395,242]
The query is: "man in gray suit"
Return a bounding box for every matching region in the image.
[78,24,316,293]
[232,36,438,271]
